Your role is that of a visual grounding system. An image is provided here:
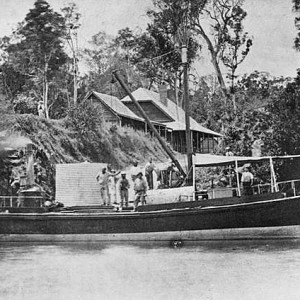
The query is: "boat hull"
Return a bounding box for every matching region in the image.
[1,196,300,242]
[1,226,300,243]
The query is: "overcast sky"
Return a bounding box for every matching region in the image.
[0,0,299,78]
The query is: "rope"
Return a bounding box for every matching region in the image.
[135,49,177,66]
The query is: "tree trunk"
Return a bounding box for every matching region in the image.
[210,51,229,101]
[73,54,78,105]
[43,58,49,119]
[1,71,12,98]
[44,80,49,119]
[194,22,229,101]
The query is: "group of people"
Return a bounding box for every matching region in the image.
[96,160,154,210]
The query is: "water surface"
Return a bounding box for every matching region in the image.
[1,240,300,300]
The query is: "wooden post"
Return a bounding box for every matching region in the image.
[193,160,196,201]
[235,160,241,196]
[292,180,296,196]
[182,45,193,183]
[269,157,279,192]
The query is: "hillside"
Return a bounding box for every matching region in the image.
[0,113,169,196]
[13,115,168,165]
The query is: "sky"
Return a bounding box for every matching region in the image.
[0,0,299,79]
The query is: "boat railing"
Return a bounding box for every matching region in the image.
[199,179,300,200]
[251,183,272,195]
[276,179,300,197]
[0,195,44,208]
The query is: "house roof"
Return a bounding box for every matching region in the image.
[87,91,145,123]
[122,87,222,137]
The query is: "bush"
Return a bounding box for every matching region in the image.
[66,102,103,136]
[13,94,37,115]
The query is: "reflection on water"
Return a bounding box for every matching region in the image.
[1,240,300,300]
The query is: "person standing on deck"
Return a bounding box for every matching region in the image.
[145,158,155,190]
[241,167,254,196]
[96,167,110,205]
[107,164,121,204]
[129,161,140,182]
[133,172,147,210]
[119,172,130,208]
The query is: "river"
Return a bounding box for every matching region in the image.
[1,240,300,300]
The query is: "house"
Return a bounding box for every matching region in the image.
[122,87,222,153]
[84,91,167,134]
[84,91,145,131]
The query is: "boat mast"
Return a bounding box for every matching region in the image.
[182,45,193,183]
[113,70,186,179]
[182,3,193,184]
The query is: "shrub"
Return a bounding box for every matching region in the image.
[66,101,103,136]
[13,94,37,115]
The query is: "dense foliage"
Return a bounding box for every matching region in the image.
[0,0,300,170]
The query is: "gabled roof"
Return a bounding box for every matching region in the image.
[122,87,222,137]
[86,91,145,122]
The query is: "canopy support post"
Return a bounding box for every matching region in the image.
[269,157,278,192]
[235,160,241,197]
[193,161,196,201]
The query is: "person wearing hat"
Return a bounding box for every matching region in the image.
[225,146,234,156]
[107,164,121,204]
[145,158,155,190]
[96,167,110,205]
[133,172,148,210]
[241,166,254,196]
[129,161,140,182]
[119,172,130,208]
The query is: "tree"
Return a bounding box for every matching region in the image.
[82,31,130,97]
[61,2,81,106]
[145,2,200,103]
[190,75,224,130]
[83,31,116,75]
[113,9,199,106]
[151,0,252,102]
[198,0,252,98]
[189,71,290,156]
[4,0,68,118]
[220,5,252,95]
[264,72,300,155]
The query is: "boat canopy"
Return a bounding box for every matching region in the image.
[192,154,300,167]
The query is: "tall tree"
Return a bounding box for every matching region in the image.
[145,2,200,103]
[114,12,199,105]
[4,0,68,118]
[82,31,130,97]
[264,72,300,155]
[151,0,252,102]
[61,2,81,106]
[220,5,252,94]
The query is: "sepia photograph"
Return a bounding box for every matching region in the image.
[1,0,300,299]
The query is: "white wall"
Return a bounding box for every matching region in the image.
[56,162,106,207]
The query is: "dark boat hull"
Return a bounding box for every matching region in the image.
[1,196,300,242]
